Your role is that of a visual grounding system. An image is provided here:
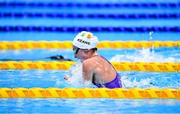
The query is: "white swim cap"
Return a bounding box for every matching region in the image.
[72,31,99,49]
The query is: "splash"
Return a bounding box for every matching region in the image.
[149,31,154,54]
[121,75,156,88]
[110,48,177,88]
[110,48,176,62]
[65,61,94,88]
[110,31,179,88]
[111,31,176,62]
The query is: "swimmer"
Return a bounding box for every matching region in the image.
[47,55,72,61]
[64,31,122,88]
[0,55,72,61]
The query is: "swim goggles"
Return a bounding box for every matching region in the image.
[73,46,80,54]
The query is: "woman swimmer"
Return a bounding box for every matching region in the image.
[64,31,122,88]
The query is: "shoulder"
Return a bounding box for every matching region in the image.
[82,57,97,70]
[83,59,93,68]
[83,55,99,65]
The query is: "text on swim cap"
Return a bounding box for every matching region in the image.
[77,39,90,45]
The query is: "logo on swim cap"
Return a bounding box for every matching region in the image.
[87,33,93,39]
[81,33,86,37]
[73,31,99,49]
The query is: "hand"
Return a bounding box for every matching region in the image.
[64,75,72,82]
[64,75,69,80]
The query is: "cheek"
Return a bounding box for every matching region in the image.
[79,51,88,58]
[75,51,85,59]
[82,53,89,59]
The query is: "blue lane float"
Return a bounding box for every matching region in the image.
[0,2,180,8]
[0,13,180,19]
[0,26,180,32]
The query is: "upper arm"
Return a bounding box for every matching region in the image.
[82,61,93,81]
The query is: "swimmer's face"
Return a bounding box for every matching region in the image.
[73,46,90,61]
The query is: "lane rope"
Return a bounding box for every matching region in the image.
[0,13,180,19]
[0,2,179,8]
[0,61,179,72]
[0,26,180,32]
[0,41,179,50]
[0,88,179,99]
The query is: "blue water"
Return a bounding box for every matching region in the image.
[0,99,179,113]
[0,48,179,113]
[0,0,180,113]
[0,32,180,41]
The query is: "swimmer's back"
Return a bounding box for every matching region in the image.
[83,55,116,84]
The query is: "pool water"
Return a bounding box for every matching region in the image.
[0,48,179,113]
[0,99,179,113]
[0,0,180,113]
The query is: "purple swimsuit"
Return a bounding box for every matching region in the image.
[92,73,122,89]
[92,56,122,89]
